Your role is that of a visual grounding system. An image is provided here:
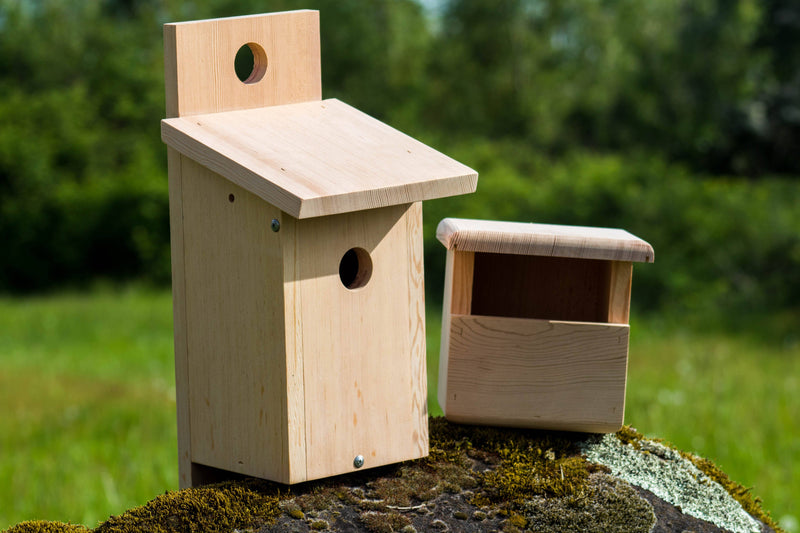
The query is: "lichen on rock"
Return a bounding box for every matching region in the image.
[582,432,763,533]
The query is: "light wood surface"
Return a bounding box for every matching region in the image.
[181,156,293,482]
[162,99,478,218]
[167,148,193,488]
[437,218,654,263]
[607,261,633,323]
[289,203,428,479]
[437,250,474,413]
[163,11,321,118]
[444,315,629,433]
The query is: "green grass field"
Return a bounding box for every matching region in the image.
[1,287,797,531]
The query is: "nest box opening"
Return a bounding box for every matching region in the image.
[339,247,372,290]
[470,253,613,323]
[234,42,268,84]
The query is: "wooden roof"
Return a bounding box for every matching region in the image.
[162,99,478,219]
[436,218,654,263]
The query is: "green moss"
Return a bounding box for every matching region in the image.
[429,417,591,505]
[615,425,646,449]
[95,479,281,533]
[359,511,411,533]
[5,522,90,533]
[522,473,655,532]
[309,519,329,530]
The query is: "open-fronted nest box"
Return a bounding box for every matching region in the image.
[161,11,477,487]
[436,218,653,433]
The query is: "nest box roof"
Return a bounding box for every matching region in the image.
[437,218,654,263]
[162,99,478,219]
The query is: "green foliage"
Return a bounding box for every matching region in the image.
[0,0,798,305]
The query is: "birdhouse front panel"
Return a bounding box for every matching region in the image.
[436,219,653,433]
[162,11,477,487]
[282,202,428,481]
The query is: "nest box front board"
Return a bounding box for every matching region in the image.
[436,218,653,433]
[161,11,477,487]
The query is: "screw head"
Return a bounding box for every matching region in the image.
[270,219,280,232]
[353,455,365,469]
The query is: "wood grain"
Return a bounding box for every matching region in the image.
[606,261,633,324]
[437,250,474,413]
[180,156,292,483]
[167,148,193,488]
[289,203,429,479]
[437,218,654,263]
[162,99,478,218]
[444,315,629,433]
[163,11,321,118]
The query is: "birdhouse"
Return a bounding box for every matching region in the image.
[436,218,653,433]
[161,11,477,487]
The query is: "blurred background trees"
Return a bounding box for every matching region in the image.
[0,0,798,323]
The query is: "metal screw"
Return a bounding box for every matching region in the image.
[353,455,365,469]
[271,219,280,232]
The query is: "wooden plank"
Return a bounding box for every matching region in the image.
[405,202,430,459]
[161,99,478,219]
[437,250,474,413]
[163,11,321,118]
[607,261,633,324]
[290,204,428,480]
[180,157,291,483]
[166,148,192,488]
[436,218,654,263]
[443,315,629,433]
[280,214,308,484]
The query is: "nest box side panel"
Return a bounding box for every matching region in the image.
[164,10,321,117]
[167,148,193,488]
[180,157,293,483]
[445,315,629,433]
[437,249,474,415]
[287,203,429,481]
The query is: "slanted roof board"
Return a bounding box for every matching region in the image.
[162,99,478,218]
[436,218,654,263]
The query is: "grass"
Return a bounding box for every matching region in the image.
[0,287,177,530]
[1,287,798,531]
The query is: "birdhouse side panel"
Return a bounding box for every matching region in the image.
[286,203,429,481]
[180,157,292,482]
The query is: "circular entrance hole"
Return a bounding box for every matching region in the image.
[339,248,372,290]
[234,43,268,84]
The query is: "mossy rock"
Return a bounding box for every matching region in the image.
[4,418,781,533]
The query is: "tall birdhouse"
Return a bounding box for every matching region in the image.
[161,11,477,487]
[436,218,653,433]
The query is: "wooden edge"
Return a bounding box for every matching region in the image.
[161,120,304,217]
[164,25,179,119]
[438,250,474,415]
[436,218,654,263]
[406,202,429,456]
[162,117,477,220]
[167,148,193,488]
[607,261,633,324]
[281,214,308,483]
